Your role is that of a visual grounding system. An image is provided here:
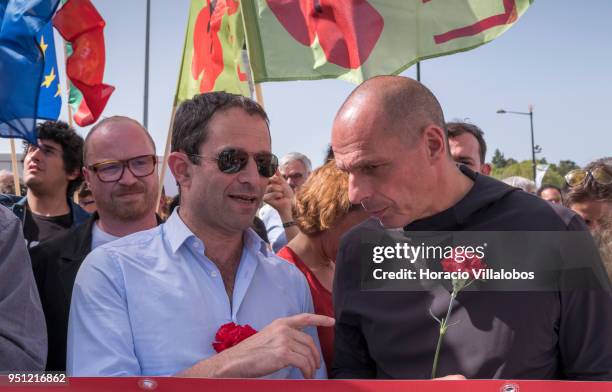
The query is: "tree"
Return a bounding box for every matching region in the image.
[491,149,507,168]
[557,160,579,177]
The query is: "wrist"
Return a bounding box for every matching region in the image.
[282,221,296,228]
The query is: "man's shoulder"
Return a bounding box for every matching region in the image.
[0,203,20,231]
[0,194,24,211]
[489,189,583,231]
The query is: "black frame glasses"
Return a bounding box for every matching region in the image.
[187,148,278,178]
[565,167,612,187]
[87,154,157,183]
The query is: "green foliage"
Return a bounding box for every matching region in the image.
[490,151,578,188]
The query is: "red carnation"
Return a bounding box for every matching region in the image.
[441,250,487,279]
[212,322,258,353]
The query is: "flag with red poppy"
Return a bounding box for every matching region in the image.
[53,0,115,126]
[175,0,250,104]
[242,0,532,84]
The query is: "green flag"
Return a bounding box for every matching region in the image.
[175,0,250,105]
[242,0,532,84]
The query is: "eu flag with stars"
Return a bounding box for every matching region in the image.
[37,22,61,121]
[0,0,60,144]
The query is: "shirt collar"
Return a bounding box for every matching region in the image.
[165,209,271,256]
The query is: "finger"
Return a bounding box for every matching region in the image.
[265,185,283,194]
[283,313,335,329]
[283,330,318,376]
[284,349,315,379]
[263,192,284,203]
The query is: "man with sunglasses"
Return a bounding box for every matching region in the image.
[29,116,161,371]
[0,121,89,248]
[67,93,333,378]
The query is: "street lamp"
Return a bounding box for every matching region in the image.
[496,105,537,180]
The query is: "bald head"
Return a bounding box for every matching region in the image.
[335,76,445,142]
[84,116,155,163]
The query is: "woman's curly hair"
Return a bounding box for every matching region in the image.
[293,160,356,235]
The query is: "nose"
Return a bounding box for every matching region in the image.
[117,164,138,186]
[237,157,260,185]
[347,173,371,206]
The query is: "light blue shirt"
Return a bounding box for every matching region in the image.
[67,210,325,378]
[258,204,287,252]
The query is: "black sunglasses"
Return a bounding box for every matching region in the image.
[187,148,278,178]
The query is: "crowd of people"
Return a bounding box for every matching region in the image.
[1,76,610,379]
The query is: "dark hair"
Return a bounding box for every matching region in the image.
[537,184,562,197]
[564,157,612,207]
[172,92,269,164]
[23,120,84,196]
[446,122,487,164]
[84,116,155,164]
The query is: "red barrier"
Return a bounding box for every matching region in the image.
[1,377,612,392]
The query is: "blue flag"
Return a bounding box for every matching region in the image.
[0,0,60,144]
[37,22,61,121]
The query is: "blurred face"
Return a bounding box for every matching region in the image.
[183,108,272,235]
[78,194,97,213]
[280,160,309,190]
[570,200,611,233]
[84,121,158,221]
[449,133,489,175]
[23,139,76,194]
[332,103,437,228]
[540,187,562,204]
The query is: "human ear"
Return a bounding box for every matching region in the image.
[168,152,192,189]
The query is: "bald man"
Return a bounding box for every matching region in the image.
[331,76,612,380]
[29,116,161,370]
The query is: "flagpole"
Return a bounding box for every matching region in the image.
[9,139,22,197]
[156,105,176,212]
[61,38,74,127]
[416,61,421,82]
[143,0,151,129]
[255,84,265,108]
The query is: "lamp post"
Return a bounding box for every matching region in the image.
[497,105,537,180]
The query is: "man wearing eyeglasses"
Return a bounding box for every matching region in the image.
[0,121,89,248]
[67,93,333,378]
[29,116,161,371]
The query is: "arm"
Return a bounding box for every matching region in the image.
[0,208,47,371]
[262,174,299,251]
[66,249,140,376]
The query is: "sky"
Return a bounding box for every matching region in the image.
[1,0,611,169]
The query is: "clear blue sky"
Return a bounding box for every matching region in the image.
[2,0,611,168]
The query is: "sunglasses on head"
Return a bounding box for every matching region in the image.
[187,148,278,178]
[565,166,612,187]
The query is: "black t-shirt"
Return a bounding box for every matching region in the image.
[23,209,72,248]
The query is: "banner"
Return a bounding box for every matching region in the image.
[175,0,250,105]
[242,0,532,84]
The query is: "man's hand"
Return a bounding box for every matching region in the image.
[178,313,335,379]
[263,172,294,221]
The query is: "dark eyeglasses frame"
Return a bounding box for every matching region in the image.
[565,167,612,187]
[186,148,278,178]
[87,154,157,183]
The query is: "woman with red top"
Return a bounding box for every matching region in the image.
[276,160,368,373]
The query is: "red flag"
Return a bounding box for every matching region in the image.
[53,0,114,126]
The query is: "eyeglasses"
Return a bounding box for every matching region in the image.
[87,154,157,183]
[565,167,612,187]
[187,148,278,178]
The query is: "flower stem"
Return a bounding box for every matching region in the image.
[431,290,457,379]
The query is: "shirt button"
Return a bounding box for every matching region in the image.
[210,271,218,278]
